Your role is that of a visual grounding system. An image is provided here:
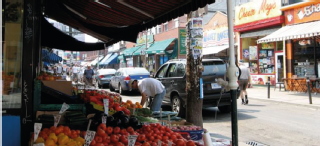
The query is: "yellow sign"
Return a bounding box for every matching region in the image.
[235,0,282,25]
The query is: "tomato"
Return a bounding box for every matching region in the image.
[97,128,106,137]
[110,134,119,143]
[142,142,151,146]
[102,141,109,146]
[137,134,146,142]
[98,123,107,131]
[115,106,123,111]
[120,135,128,145]
[90,139,96,146]
[95,136,103,143]
[123,108,131,115]
[114,127,121,134]
[163,136,169,142]
[175,139,185,146]
[148,136,154,141]
[94,143,104,146]
[166,127,171,132]
[156,135,162,141]
[135,142,142,146]
[127,127,135,134]
[120,129,128,135]
[116,142,125,146]
[186,140,196,146]
[170,135,177,141]
[106,126,113,134]
[151,142,157,146]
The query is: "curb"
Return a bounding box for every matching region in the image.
[249,97,320,110]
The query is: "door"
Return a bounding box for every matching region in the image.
[155,63,170,101]
[275,53,284,86]
[166,63,186,98]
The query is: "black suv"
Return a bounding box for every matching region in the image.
[153,59,237,116]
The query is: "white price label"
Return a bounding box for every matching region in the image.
[84,131,96,146]
[59,102,70,115]
[34,123,42,142]
[54,115,61,127]
[168,141,173,146]
[102,116,106,124]
[128,135,138,146]
[103,99,109,115]
[158,140,162,146]
[33,143,45,146]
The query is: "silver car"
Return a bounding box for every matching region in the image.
[95,69,116,88]
[110,68,150,95]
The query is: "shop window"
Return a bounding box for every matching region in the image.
[293,39,316,77]
[276,41,283,51]
[2,0,24,109]
[164,23,168,32]
[241,38,258,74]
[156,64,169,78]
[174,19,179,28]
[259,42,275,74]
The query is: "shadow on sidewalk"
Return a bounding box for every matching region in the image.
[202,107,259,122]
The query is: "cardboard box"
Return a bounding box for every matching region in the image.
[42,81,72,96]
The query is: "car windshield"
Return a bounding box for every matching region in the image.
[124,68,150,75]
[99,69,116,75]
[202,61,226,75]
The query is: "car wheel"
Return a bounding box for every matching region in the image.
[97,82,102,89]
[109,83,115,91]
[119,84,125,95]
[218,105,231,113]
[171,95,186,118]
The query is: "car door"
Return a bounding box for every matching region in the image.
[112,71,120,89]
[167,63,186,98]
[155,63,171,102]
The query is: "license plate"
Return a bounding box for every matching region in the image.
[211,83,221,89]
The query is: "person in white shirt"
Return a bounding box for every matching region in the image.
[238,60,251,105]
[72,65,80,82]
[56,63,62,75]
[131,78,166,112]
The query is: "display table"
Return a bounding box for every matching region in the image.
[283,77,320,93]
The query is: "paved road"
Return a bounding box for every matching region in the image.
[102,88,320,146]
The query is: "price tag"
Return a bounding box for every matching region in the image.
[33,143,45,146]
[157,140,162,146]
[103,99,109,115]
[84,130,96,146]
[168,141,173,146]
[102,116,106,125]
[87,119,92,131]
[54,115,61,127]
[59,102,70,115]
[128,135,138,146]
[34,123,42,142]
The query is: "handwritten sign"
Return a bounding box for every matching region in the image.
[103,99,109,115]
[54,115,61,127]
[34,123,42,142]
[59,102,70,115]
[128,135,138,146]
[84,131,96,146]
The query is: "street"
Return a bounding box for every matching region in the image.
[101,88,320,146]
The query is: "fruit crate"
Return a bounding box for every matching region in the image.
[172,129,204,141]
[38,104,86,114]
[41,83,81,104]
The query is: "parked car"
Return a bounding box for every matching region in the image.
[95,68,116,88]
[153,59,239,117]
[110,68,150,95]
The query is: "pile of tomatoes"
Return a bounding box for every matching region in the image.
[90,123,203,146]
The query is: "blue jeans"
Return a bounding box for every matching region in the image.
[150,90,166,112]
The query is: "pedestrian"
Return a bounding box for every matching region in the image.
[72,65,80,82]
[56,63,62,76]
[130,78,166,112]
[84,66,94,86]
[238,60,251,105]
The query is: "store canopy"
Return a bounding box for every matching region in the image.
[43,0,214,47]
[122,46,142,56]
[133,45,146,56]
[145,38,176,54]
[257,20,320,44]
[41,17,106,51]
[89,55,104,66]
[99,53,113,66]
[202,45,229,55]
[104,53,119,65]
[42,49,63,64]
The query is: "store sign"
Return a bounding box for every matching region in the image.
[203,26,228,48]
[285,2,320,24]
[179,29,187,55]
[251,75,276,85]
[235,0,282,25]
[136,35,154,46]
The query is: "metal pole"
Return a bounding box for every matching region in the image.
[306,77,313,104]
[226,0,238,145]
[268,77,270,99]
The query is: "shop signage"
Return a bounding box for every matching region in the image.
[285,2,320,24]
[179,29,187,55]
[251,75,276,85]
[235,0,282,25]
[203,26,228,48]
[136,35,154,46]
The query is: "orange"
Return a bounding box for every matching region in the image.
[48,133,58,143]
[58,135,69,145]
[45,139,55,146]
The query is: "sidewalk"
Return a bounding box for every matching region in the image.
[247,85,320,109]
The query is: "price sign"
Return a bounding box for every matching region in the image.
[59,102,70,115]
[84,131,96,146]
[33,143,45,146]
[168,141,173,146]
[158,140,162,146]
[54,115,61,127]
[128,135,138,146]
[34,123,42,142]
[103,99,109,115]
[102,116,106,125]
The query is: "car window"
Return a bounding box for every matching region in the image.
[167,63,177,77]
[175,63,186,77]
[202,61,226,75]
[125,68,150,75]
[156,64,169,78]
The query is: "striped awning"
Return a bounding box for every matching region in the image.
[257,20,320,44]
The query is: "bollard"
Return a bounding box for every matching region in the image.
[267,77,270,99]
[306,77,313,104]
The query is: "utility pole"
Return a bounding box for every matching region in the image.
[185,10,204,127]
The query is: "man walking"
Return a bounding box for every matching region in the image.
[84,66,94,86]
[239,60,251,105]
[56,63,62,76]
[72,65,80,82]
[131,78,165,112]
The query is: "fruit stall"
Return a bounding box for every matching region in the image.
[31,84,211,146]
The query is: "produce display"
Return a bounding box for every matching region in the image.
[171,126,204,141]
[37,72,62,81]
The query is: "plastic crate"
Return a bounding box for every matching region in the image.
[173,129,204,141]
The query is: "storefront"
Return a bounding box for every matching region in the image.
[258,2,320,80]
[234,0,284,85]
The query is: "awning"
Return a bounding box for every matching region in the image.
[145,38,176,54]
[240,27,281,38]
[42,49,62,64]
[122,46,142,56]
[104,53,119,65]
[90,56,104,66]
[133,45,146,56]
[99,53,113,66]
[257,20,320,44]
[202,45,229,55]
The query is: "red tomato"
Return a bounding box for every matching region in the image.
[116,142,125,146]
[186,140,196,146]
[98,123,107,131]
[114,127,121,134]
[123,108,131,115]
[120,129,128,135]
[142,142,151,146]
[110,134,119,143]
[156,135,162,141]
[94,143,104,146]
[148,136,154,141]
[97,128,106,137]
[90,139,96,146]
[106,126,113,134]
[175,139,185,146]
[135,142,142,146]
[95,136,103,143]
[102,141,109,146]
[151,142,157,146]
[163,136,169,142]
[127,127,134,134]
[120,135,128,145]
[137,134,146,142]
[170,135,177,141]
[115,106,123,111]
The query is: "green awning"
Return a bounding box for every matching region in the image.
[145,38,176,54]
[122,46,141,56]
[133,45,146,56]
[118,55,123,60]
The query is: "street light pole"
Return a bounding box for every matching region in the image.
[226,0,239,146]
